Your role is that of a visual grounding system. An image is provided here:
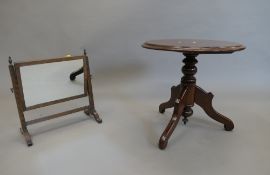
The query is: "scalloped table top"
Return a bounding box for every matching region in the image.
[142,39,246,54]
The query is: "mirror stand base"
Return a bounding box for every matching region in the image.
[20,128,33,147]
[84,108,102,123]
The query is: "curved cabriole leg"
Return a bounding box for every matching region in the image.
[194,86,234,131]
[159,85,181,113]
[84,108,102,124]
[159,102,185,149]
[159,86,190,149]
[20,128,33,146]
[70,67,84,81]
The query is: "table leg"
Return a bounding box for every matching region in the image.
[70,67,83,81]
[194,86,234,131]
[157,53,234,149]
[159,87,188,149]
[159,84,181,113]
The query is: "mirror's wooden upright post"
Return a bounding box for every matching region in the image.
[8,57,33,146]
[83,50,102,123]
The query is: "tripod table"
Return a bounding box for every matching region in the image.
[142,39,245,149]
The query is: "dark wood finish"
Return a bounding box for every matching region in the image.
[83,50,102,123]
[14,64,27,110]
[26,106,89,125]
[9,58,32,146]
[68,51,102,123]
[70,67,83,81]
[142,39,245,149]
[25,94,87,111]
[194,86,234,131]
[14,55,84,67]
[8,50,101,146]
[143,39,246,54]
[159,87,187,149]
[159,84,181,113]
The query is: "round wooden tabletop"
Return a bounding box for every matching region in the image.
[142,39,246,54]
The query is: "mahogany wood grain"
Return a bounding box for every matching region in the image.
[142,39,245,149]
[143,39,245,54]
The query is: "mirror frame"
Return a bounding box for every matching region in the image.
[9,50,102,146]
[16,56,87,110]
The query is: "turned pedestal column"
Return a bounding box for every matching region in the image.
[142,39,245,149]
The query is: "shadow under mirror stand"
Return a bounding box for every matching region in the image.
[8,50,101,146]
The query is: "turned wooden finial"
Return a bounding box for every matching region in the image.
[8,56,13,65]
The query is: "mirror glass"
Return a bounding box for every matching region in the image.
[20,59,84,107]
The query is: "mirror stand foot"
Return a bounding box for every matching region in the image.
[20,128,33,147]
[84,108,102,124]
